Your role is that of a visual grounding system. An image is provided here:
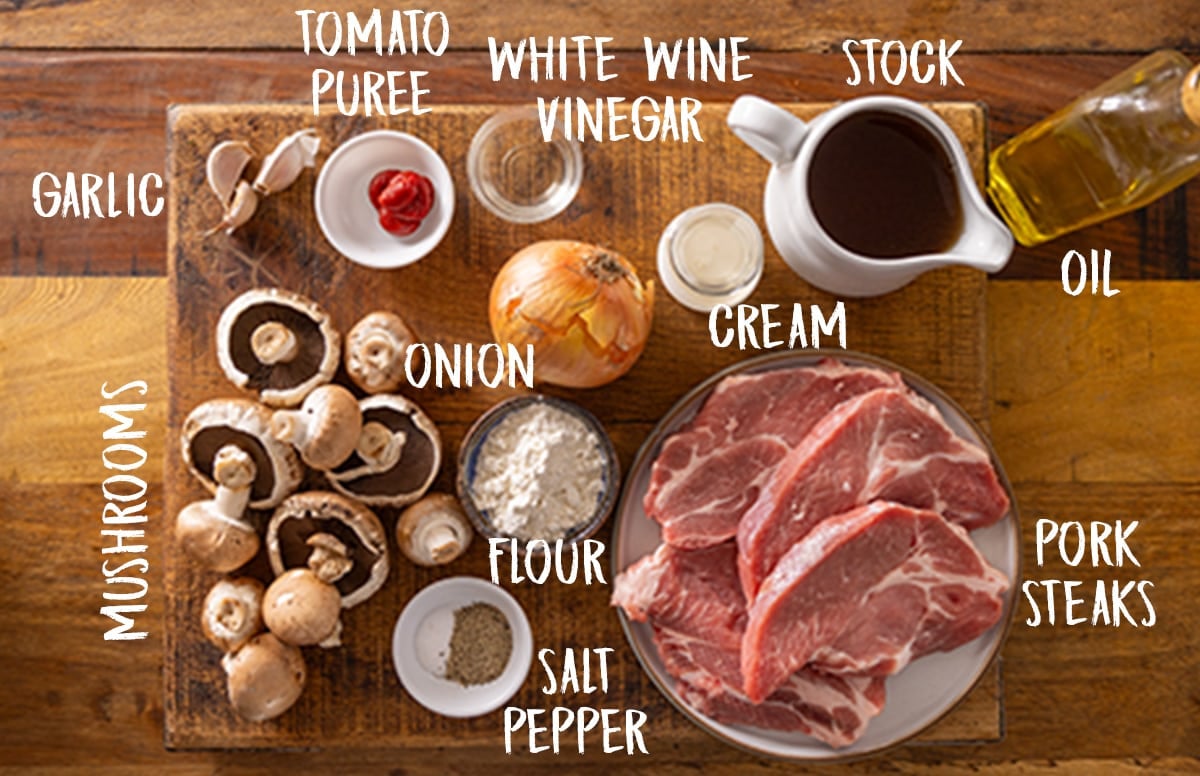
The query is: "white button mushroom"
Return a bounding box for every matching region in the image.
[344,311,418,394]
[222,632,306,722]
[262,568,343,647]
[202,577,265,653]
[270,384,363,470]
[396,493,473,566]
[176,444,261,572]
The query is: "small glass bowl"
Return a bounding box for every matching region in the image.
[456,394,619,553]
[467,108,584,224]
[657,203,764,312]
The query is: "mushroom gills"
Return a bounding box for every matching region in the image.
[228,302,327,392]
[330,407,435,496]
[189,426,278,505]
[274,515,381,598]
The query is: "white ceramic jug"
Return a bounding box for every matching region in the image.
[727,95,1014,297]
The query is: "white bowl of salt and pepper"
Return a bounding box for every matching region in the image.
[391,576,533,717]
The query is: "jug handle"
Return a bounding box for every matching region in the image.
[727,95,809,166]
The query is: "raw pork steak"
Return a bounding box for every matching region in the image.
[655,626,886,749]
[737,386,1010,596]
[612,542,887,748]
[643,361,902,549]
[612,542,745,650]
[742,501,1009,703]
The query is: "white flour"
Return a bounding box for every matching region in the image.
[470,403,606,541]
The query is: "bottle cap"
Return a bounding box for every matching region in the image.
[1182,64,1200,127]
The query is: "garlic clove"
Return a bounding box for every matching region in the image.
[206,140,254,206]
[204,180,259,237]
[252,129,321,197]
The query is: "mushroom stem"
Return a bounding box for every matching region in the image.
[212,444,256,516]
[269,411,305,446]
[306,532,352,584]
[422,522,464,564]
[251,321,299,365]
[356,421,406,471]
[396,493,472,567]
[360,331,399,372]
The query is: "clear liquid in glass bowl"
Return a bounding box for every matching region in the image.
[467,107,584,224]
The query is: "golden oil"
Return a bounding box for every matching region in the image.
[988,51,1200,246]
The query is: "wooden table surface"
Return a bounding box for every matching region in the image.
[1,2,1198,773]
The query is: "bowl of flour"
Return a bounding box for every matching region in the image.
[456,394,620,551]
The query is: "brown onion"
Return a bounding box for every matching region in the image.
[489,240,654,388]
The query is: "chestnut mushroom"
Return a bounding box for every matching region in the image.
[344,311,418,394]
[326,394,441,507]
[266,491,388,608]
[222,632,306,722]
[176,444,261,572]
[396,493,473,566]
[216,288,340,407]
[270,384,362,470]
[202,577,264,652]
[181,398,302,510]
[262,534,348,647]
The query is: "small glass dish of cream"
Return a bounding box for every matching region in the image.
[656,203,764,312]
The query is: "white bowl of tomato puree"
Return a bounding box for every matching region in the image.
[315,129,455,269]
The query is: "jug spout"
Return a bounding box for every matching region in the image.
[727,95,809,166]
[955,199,1012,274]
[953,179,1015,274]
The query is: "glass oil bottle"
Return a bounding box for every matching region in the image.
[988,50,1200,246]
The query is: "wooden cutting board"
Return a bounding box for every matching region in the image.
[165,102,999,750]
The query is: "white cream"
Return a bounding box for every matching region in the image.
[657,203,764,312]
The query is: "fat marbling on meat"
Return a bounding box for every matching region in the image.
[736,386,1010,597]
[741,501,1009,703]
[642,361,903,550]
[612,541,888,748]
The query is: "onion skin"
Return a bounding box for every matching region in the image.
[489,240,654,388]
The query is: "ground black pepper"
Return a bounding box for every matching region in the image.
[444,602,512,686]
